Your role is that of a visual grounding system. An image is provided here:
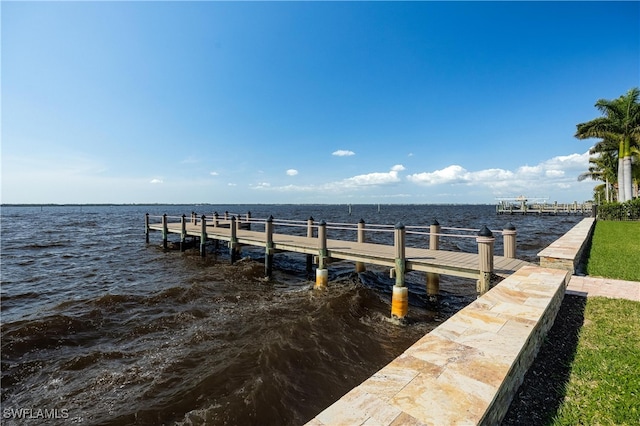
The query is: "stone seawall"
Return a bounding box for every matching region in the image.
[307,266,570,426]
[307,218,597,426]
[538,218,596,274]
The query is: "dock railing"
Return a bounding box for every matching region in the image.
[146,213,517,259]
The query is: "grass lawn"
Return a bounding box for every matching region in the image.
[585,220,640,281]
[551,297,640,425]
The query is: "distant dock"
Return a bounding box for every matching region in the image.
[496,197,594,216]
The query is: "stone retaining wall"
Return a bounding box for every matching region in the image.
[538,218,596,274]
[306,266,571,426]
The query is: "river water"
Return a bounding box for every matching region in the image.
[1,204,586,425]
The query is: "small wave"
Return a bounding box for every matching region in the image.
[61,350,127,371]
[1,315,98,357]
[23,242,70,250]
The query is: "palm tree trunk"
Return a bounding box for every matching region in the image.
[623,156,633,201]
[618,139,626,202]
[618,157,625,202]
[623,137,633,201]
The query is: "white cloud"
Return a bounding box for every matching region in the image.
[286,169,298,176]
[332,149,355,157]
[210,171,219,176]
[545,170,565,178]
[406,165,470,185]
[340,165,404,187]
[150,178,163,184]
[405,151,591,199]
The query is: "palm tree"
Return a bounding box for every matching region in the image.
[578,146,618,202]
[575,88,640,202]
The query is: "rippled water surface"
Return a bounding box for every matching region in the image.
[1,204,586,425]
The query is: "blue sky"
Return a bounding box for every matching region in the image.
[2,1,639,204]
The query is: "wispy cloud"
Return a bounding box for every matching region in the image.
[150,178,164,184]
[180,156,200,164]
[210,171,219,176]
[286,169,298,176]
[253,165,406,193]
[332,149,355,157]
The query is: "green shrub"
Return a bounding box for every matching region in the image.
[596,199,640,220]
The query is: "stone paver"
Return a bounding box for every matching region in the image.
[567,275,640,301]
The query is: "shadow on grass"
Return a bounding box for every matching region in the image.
[501,294,587,426]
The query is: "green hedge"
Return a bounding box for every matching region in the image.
[597,199,640,220]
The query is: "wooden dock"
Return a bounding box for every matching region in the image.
[496,198,594,215]
[146,213,531,318]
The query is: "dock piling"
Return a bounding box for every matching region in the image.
[265,216,274,277]
[306,216,314,275]
[200,215,207,257]
[180,214,187,252]
[315,220,328,290]
[503,223,516,258]
[145,213,150,243]
[476,225,495,294]
[162,214,168,249]
[355,219,366,273]
[229,216,239,263]
[427,219,441,299]
[391,223,408,319]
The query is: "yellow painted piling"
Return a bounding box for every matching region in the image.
[391,286,408,319]
[392,223,408,319]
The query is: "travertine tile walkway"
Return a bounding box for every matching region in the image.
[567,275,640,301]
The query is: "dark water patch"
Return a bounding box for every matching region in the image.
[1,314,102,356]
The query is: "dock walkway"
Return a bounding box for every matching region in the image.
[146,214,532,307]
[154,221,529,279]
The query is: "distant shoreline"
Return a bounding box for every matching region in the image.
[1,203,496,207]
